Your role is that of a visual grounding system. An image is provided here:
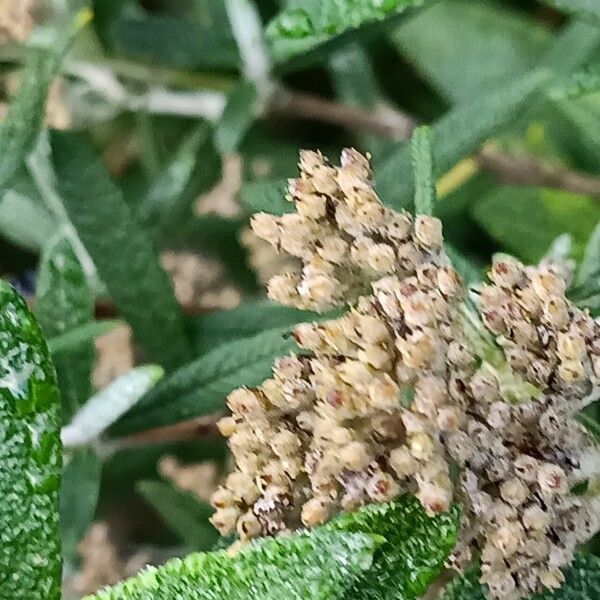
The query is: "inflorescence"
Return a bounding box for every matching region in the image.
[210,149,600,600]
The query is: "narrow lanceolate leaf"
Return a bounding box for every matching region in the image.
[60,449,101,566]
[267,0,426,68]
[326,496,459,600]
[110,327,297,436]
[47,320,123,356]
[471,187,600,264]
[138,124,221,238]
[576,413,600,443]
[392,0,549,104]
[187,300,322,355]
[47,130,191,370]
[0,9,91,190]
[137,481,218,551]
[575,221,600,287]
[411,126,435,216]
[375,70,548,210]
[36,234,94,422]
[0,281,62,600]
[540,0,600,25]
[440,554,600,600]
[61,366,164,447]
[0,168,56,251]
[85,530,382,600]
[215,81,259,153]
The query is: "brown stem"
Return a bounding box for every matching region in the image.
[114,414,222,448]
[270,89,600,201]
[476,145,600,201]
[270,88,415,140]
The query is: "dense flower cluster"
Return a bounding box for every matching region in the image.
[449,256,600,598]
[210,150,600,600]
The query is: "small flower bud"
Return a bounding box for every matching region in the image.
[301,497,331,527]
[537,463,567,494]
[414,215,443,249]
[226,471,259,504]
[340,441,372,471]
[539,569,565,590]
[499,478,529,506]
[251,213,281,245]
[542,296,570,329]
[410,432,435,461]
[367,243,396,273]
[237,510,262,539]
[436,406,462,431]
[436,267,462,300]
[366,471,400,502]
[210,487,235,509]
[530,270,566,300]
[522,504,550,531]
[514,454,539,482]
[217,416,237,437]
[489,256,524,288]
[211,507,239,534]
[389,446,416,478]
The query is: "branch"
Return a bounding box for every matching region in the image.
[113,414,222,449]
[476,145,600,201]
[270,88,415,140]
[270,90,600,201]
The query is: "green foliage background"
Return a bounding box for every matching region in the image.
[1,1,600,599]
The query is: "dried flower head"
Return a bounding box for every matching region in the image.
[210,150,600,600]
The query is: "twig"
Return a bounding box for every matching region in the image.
[270,90,600,201]
[113,414,222,449]
[476,145,600,201]
[270,88,415,140]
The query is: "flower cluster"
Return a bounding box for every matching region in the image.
[210,150,600,600]
[448,256,600,598]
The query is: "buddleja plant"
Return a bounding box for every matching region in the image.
[2,139,600,600]
[2,1,600,600]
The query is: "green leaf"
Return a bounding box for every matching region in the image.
[138,124,221,239]
[110,8,240,71]
[0,280,62,600]
[576,221,600,286]
[0,170,56,251]
[471,187,600,264]
[187,300,323,355]
[47,320,123,356]
[411,126,435,216]
[539,0,600,25]
[36,234,94,422]
[110,327,298,436]
[375,70,548,210]
[47,130,191,370]
[326,496,460,600]
[575,413,600,443]
[215,81,259,154]
[60,448,101,566]
[440,554,600,600]
[328,43,396,158]
[61,366,164,447]
[267,0,426,68]
[550,66,600,101]
[0,10,90,190]
[84,530,381,600]
[554,96,600,170]
[392,0,549,103]
[240,178,291,215]
[137,480,218,551]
